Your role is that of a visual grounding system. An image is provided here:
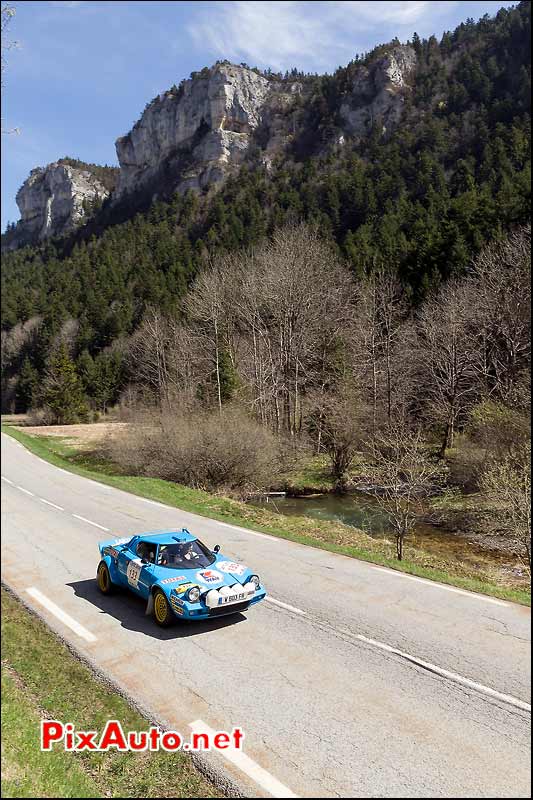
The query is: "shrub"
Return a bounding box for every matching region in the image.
[105,406,282,492]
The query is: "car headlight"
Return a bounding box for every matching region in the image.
[186,586,201,603]
[248,574,260,589]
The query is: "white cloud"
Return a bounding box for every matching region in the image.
[49,1,85,8]
[187,0,459,72]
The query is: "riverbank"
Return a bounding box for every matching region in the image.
[2,423,529,605]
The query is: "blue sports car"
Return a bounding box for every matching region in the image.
[96,528,266,626]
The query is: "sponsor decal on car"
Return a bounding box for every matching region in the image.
[160,575,186,584]
[196,569,224,586]
[112,537,131,545]
[175,582,195,594]
[170,600,184,615]
[171,595,186,607]
[217,561,246,576]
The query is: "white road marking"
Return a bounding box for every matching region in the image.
[216,521,277,541]
[1,475,13,484]
[265,596,306,615]
[17,486,34,496]
[356,633,531,713]
[189,719,299,798]
[371,565,508,606]
[39,498,64,511]
[141,498,169,509]
[72,514,109,531]
[26,587,97,643]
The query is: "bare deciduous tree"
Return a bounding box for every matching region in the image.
[309,384,364,492]
[417,280,483,456]
[367,423,443,559]
[185,256,241,412]
[471,225,531,401]
[479,442,531,570]
[350,269,412,432]
[237,224,354,434]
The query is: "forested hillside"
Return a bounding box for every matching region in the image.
[1,2,531,417]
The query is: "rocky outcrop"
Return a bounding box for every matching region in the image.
[340,45,417,137]
[114,52,416,203]
[114,62,304,200]
[8,162,110,248]
[5,47,417,249]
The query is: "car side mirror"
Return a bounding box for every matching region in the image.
[213,544,220,554]
[141,557,150,565]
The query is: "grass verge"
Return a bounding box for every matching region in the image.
[2,424,530,606]
[1,588,218,799]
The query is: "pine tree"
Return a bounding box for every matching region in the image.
[15,357,40,412]
[42,343,89,424]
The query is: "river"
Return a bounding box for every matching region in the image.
[249,490,514,572]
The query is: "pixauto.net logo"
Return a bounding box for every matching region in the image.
[41,720,244,752]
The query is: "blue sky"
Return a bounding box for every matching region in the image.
[1,0,516,231]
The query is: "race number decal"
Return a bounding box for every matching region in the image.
[127,559,143,587]
[217,561,246,576]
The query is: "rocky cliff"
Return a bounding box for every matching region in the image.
[114,62,304,200]
[340,45,417,137]
[6,161,110,249]
[113,49,416,202]
[6,46,416,247]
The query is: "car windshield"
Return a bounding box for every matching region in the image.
[156,539,215,569]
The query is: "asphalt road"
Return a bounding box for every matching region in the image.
[1,431,531,798]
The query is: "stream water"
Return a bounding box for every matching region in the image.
[249,491,513,571]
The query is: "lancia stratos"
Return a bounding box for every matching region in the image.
[96,528,266,626]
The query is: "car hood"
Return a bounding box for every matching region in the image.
[156,556,252,592]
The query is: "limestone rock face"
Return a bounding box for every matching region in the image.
[12,162,109,246]
[340,45,417,137]
[5,49,418,251]
[114,63,301,199]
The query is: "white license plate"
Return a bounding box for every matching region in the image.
[218,592,246,605]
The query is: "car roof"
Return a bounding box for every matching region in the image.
[136,529,197,545]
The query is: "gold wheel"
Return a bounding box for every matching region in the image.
[97,561,114,594]
[154,590,171,626]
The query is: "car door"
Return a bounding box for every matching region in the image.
[129,540,158,599]
[117,539,155,599]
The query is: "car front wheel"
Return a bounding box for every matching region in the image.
[153,589,173,627]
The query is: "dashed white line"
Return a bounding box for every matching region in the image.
[1,475,13,484]
[265,596,306,615]
[72,513,109,531]
[17,486,34,496]
[39,498,64,511]
[189,719,299,798]
[141,498,169,509]
[26,587,97,643]
[371,565,508,606]
[216,521,277,541]
[355,633,531,713]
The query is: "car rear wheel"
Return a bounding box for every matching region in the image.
[153,589,173,627]
[96,561,115,595]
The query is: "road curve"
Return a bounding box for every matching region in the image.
[1,431,531,798]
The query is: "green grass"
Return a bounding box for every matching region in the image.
[2,668,99,798]
[2,424,530,606]
[1,588,217,799]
